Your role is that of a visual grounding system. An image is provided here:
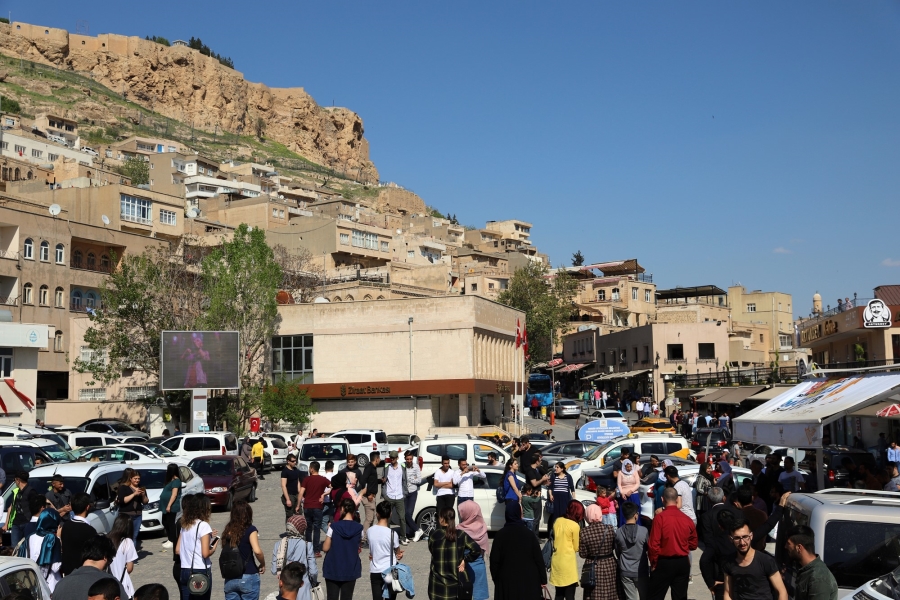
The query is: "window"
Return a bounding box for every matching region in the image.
[160,209,177,226]
[37,240,49,262]
[54,331,63,352]
[746,303,756,313]
[642,346,650,363]
[120,194,153,225]
[698,343,716,360]
[279,210,285,219]
[351,230,379,250]
[54,287,64,307]
[339,233,349,245]
[645,289,651,302]
[471,283,478,292]
[271,334,314,383]
[23,238,33,260]
[272,208,278,217]
[779,334,792,348]
[407,250,414,258]
[31,149,42,158]
[14,145,25,154]
[85,292,97,309]
[55,244,64,264]
[0,565,42,600]
[100,255,110,270]
[666,344,684,360]
[381,241,389,252]
[48,153,58,162]
[38,285,48,306]
[79,346,107,365]
[22,283,33,305]
[760,334,764,343]
[78,388,107,401]
[87,253,96,269]
[0,349,11,377]
[125,386,157,400]
[597,290,606,301]
[72,249,83,268]
[488,282,495,290]
[612,288,620,301]
[71,290,82,309]
[632,287,638,300]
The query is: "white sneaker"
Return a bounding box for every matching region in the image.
[412,530,424,543]
[162,540,173,549]
[400,538,409,546]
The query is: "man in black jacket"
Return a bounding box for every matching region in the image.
[61,493,99,576]
[4,471,38,546]
[360,452,381,546]
[341,454,364,492]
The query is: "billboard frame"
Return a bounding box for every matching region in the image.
[160,330,241,391]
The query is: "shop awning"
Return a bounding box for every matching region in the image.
[700,385,765,405]
[849,400,899,417]
[581,373,604,381]
[733,373,900,448]
[558,363,588,374]
[745,386,794,403]
[677,387,720,399]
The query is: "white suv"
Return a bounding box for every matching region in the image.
[296,437,351,474]
[332,429,388,466]
[417,435,510,478]
[160,431,239,460]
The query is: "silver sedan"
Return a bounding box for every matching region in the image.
[554,400,582,418]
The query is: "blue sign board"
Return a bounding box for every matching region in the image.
[577,419,630,443]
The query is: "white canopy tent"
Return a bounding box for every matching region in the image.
[733,372,900,490]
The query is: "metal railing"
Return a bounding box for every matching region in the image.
[0,249,18,260]
[70,259,116,274]
[675,366,801,388]
[0,296,17,306]
[121,213,153,226]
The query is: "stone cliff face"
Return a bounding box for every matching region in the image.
[0,22,378,181]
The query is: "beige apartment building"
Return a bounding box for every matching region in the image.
[566,260,657,329]
[1,130,94,168]
[33,113,79,146]
[453,249,509,299]
[402,215,465,248]
[728,285,796,364]
[274,296,524,433]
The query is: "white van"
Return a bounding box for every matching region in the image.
[47,135,69,147]
[417,435,510,478]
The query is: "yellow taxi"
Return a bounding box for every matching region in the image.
[629,418,675,433]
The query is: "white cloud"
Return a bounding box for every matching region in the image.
[772,247,792,254]
[882,258,900,267]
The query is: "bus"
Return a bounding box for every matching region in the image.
[526,373,554,407]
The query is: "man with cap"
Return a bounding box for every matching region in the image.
[382,450,410,544]
[45,474,73,520]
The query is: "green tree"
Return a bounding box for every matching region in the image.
[0,97,21,114]
[119,156,150,185]
[497,262,578,364]
[254,117,266,140]
[259,376,318,430]
[572,250,585,267]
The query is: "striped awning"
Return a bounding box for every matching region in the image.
[558,363,588,374]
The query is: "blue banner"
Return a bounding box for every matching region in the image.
[577,419,630,443]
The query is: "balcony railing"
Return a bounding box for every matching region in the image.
[70,260,115,274]
[0,249,18,260]
[121,213,153,226]
[674,359,900,389]
[0,296,17,306]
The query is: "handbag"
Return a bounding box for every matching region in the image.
[186,524,210,596]
[303,539,324,600]
[389,530,406,593]
[580,561,596,589]
[454,533,474,600]
[541,585,553,600]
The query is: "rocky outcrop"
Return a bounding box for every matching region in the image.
[0,22,378,181]
[373,186,427,216]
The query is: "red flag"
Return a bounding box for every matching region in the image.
[523,329,529,359]
[515,319,522,349]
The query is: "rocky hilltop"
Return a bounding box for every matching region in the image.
[0,22,378,181]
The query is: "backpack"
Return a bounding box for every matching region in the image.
[496,475,506,503]
[219,540,249,580]
[541,532,554,570]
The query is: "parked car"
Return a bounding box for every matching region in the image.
[784,489,900,595]
[539,440,601,466]
[565,432,692,485]
[254,437,289,467]
[188,455,258,510]
[0,557,53,598]
[67,432,140,449]
[797,446,877,489]
[296,438,350,473]
[115,443,192,465]
[0,425,76,454]
[849,564,900,600]
[744,444,806,467]
[160,432,239,461]
[412,465,596,536]
[80,445,191,467]
[0,438,75,463]
[691,428,733,461]
[554,400,582,419]
[331,429,388,466]
[77,419,149,440]
[80,146,99,156]
[47,134,69,147]
[0,443,55,473]
[386,434,421,454]
[417,435,510,478]
[630,418,675,433]
[264,432,295,446]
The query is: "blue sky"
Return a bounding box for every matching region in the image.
[7,1,900,317]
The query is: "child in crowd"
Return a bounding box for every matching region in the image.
[520,484,542,534]
[321,460,335,533]
[596,486,618,527]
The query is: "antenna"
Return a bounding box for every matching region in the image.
[101,215,110,226]
[48,204,61,217]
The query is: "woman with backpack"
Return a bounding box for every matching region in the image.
[176,493,218,600]
[501,458,522,514]
[221,500,266,600]
[109,514,139,600]
[270,514,318,600]
[322,498,363,599]
[428,507,482,600]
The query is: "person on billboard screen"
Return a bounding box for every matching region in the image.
[181,333,210,387]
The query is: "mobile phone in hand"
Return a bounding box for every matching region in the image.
[209,535,219,547]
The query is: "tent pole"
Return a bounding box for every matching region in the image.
[817,447,825,491]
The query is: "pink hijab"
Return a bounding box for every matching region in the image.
[457,501,489,554]
[585,503,604,524]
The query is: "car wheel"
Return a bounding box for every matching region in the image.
[225,491,234,511]
[416,507,437,537]
[356,453,369,467]
[249,485,257,503]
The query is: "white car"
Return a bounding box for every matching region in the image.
[79,444,191,466]
[67,432,145,449]
[296,437,351,474]
[0,438,77,463]
[160,431,239,461]
[116,443,192,465]
[554,400,582,419]
[417,435,510,478]
[0,557,53,598]
[132,463,204,533]
[386,434,421,455]
[850,567,899,600]
[80,146,99,156]
[412,465,596,535]
[255,436,290,467]
[332,429,388,466]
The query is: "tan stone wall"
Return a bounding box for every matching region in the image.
[304,397,434,434]
[44,400,147,426]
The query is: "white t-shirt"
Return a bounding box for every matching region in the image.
[673,479,696,522]
[434,468,455,497]
[367,524,399,573]
[385,464,404,500]
[778,470,805,492]
[636,401,644,412]
[111,538,138,598]
[28,534,62,591]
[180,521,213,569]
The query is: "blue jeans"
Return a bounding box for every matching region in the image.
[304,507,323,552]
[224,573,260,600]
[404,490,419,535]
[8,524,26,547]
[468,554,489,600]
[131,515,142,548]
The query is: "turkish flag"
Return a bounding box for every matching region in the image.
[515,319,522,348]
[249,417,261,432]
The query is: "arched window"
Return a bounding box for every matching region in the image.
[54,287,64,308]
[23,283,33,305]
[85,292,96,309]
[26,171,32,180]
[13,168,19,181]
[72,249,83,268]
[376,295,385,300]
[86,252,96,269]
[39,285,49,306]
[332,296,342,302]
[54,331,63,352]
[612,287,620,301]
[345,295,354,302]
[363,294,372,301]
[55,244,64,264]
[100,255,110,271]
[1,167,7,180]
[23,238,33,260]
[39,241,49,262]
[71,290,82,309]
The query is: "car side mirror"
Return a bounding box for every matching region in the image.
[92,499,111,511]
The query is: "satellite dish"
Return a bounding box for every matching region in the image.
[101,215,110,225]
[48,204,61,217]
[186,208,198,219]
[313,297,330,304]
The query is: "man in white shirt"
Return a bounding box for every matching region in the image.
[601,390,608,409]
[382,451,409,545]
[778,457,806,492]
[403,451,425,543]
[433,456,456,513]
[664,465,697,523]
[367,500,403,600]
[636,400,644,418]
[452,459,486,507]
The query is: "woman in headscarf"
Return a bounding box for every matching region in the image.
[271,514,318,600]
[549,500,584,600]
[616,459,640,526]
[580,502,617,600]
[457,501,489,600]
[716,459,736,496]
[693,462,715,521]
[490,503,546,600]
[19,507,62,591]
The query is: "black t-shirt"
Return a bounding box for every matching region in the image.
[115,485,143,515]
[281,466,302,495]
[524,466,543,487]
[723,550,779,600]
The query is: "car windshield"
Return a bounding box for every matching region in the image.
[387,435,410,444]
[34,433,72,451]
[107,422,138,433]
[582,438,622,461]
[33,476,90,496]
[41,443,76,462]
[300,443,348,461]
[189,459,233,477]
[134,469,168,489]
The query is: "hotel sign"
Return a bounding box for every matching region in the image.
[340,384,391,397]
